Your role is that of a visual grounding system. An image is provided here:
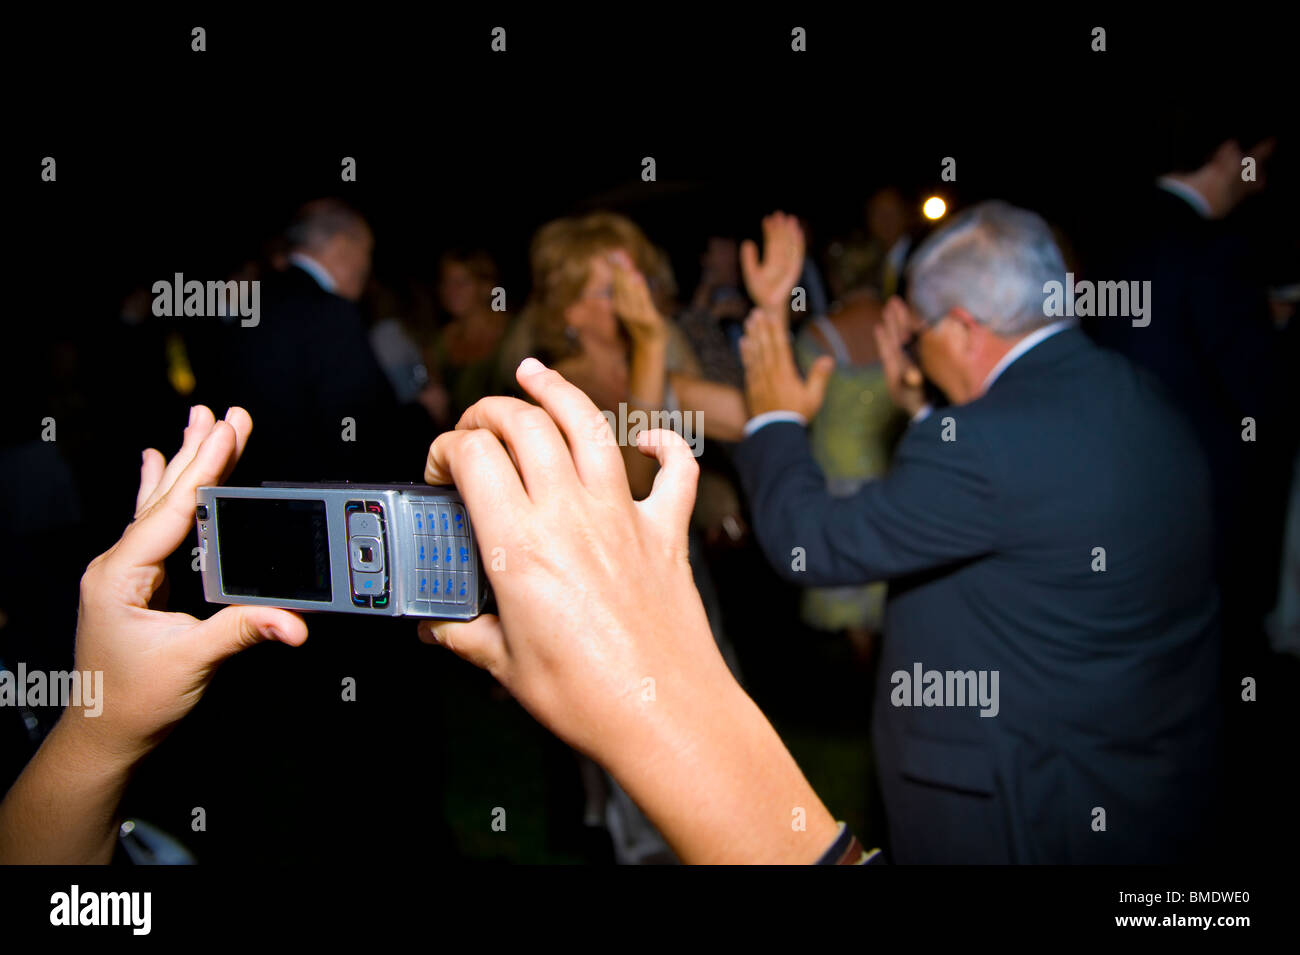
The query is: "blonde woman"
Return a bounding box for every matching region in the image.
[510,212,748,498]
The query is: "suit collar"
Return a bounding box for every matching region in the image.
[288,252,338,293]
[1156,176,1212,218]
[981,320,1078,394]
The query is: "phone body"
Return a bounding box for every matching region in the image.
[195,482,488,619]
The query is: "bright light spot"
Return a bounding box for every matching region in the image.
[923,196,947,220]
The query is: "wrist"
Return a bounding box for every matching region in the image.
[598,658,837,862]
[629,322,667,347]
[49,711,144,781]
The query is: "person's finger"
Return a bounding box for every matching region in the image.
[882,301,901,341]
[876,305,904,357]
[745,310,768,355]
[455,395,577,498]
[140,405,217,514]
[884,296,915,346]
[874,322,902,384]
[739,238,760,286]
[216,406,253,485]
[883,300,926,388]
[784,220,806,284]
[878,310,920,392]
[424,427,531,545]
[513,357,632,496]
[190,604,308,663]
[417,614,508,676]
[115,420,242,568]
[633,428,700,541]
[789,217,806,257]
[135,448,167,516]
[804,355,835,411]
[738,332,757,371]
[882,302,907,351]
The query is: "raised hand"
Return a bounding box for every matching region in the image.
[73,406,308,764]
[874,295,928,416]
[739,307,834,421]
[0,406,308,864]
[740,211,806,317]
[419,358,840,862]
[422,359,717,761]
[609,249,665,344]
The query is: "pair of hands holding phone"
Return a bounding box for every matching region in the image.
[1,359,838,864]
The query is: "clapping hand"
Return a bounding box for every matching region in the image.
[740,211,806,319]
[739,307,833,421]
[874,295,928,416]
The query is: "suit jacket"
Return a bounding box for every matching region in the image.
[1088,188,1297,634]
[196,264,419,485]
[734,327,1222,863]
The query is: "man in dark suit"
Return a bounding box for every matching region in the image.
[1087,114,1298,868]
[181,201,455,865]
[199,198,413,485]
[735,201,1221,863]
[1087,120,1294,668]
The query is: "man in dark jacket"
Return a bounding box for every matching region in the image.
[736,201,1221,863]
[201,198,412,485]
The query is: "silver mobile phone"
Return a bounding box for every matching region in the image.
[195,483,488,619]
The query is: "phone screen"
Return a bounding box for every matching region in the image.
[216,498,332,601]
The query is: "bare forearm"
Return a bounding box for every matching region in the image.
[627,333,667,411]
[669,373,748,442]
[0,716,131,864]
[603,677,840,863]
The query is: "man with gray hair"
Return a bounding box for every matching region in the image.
[282,198,374,303]
[735,201,1221,863]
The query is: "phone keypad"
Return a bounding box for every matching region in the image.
[409,498,474,609]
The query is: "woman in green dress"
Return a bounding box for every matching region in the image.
[793,295,908,661]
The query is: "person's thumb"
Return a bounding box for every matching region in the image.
[804,355,835,413]
[739,238,759,279]
[192,605,309,663]
[418,614,508,676]
[635,428,700,540]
